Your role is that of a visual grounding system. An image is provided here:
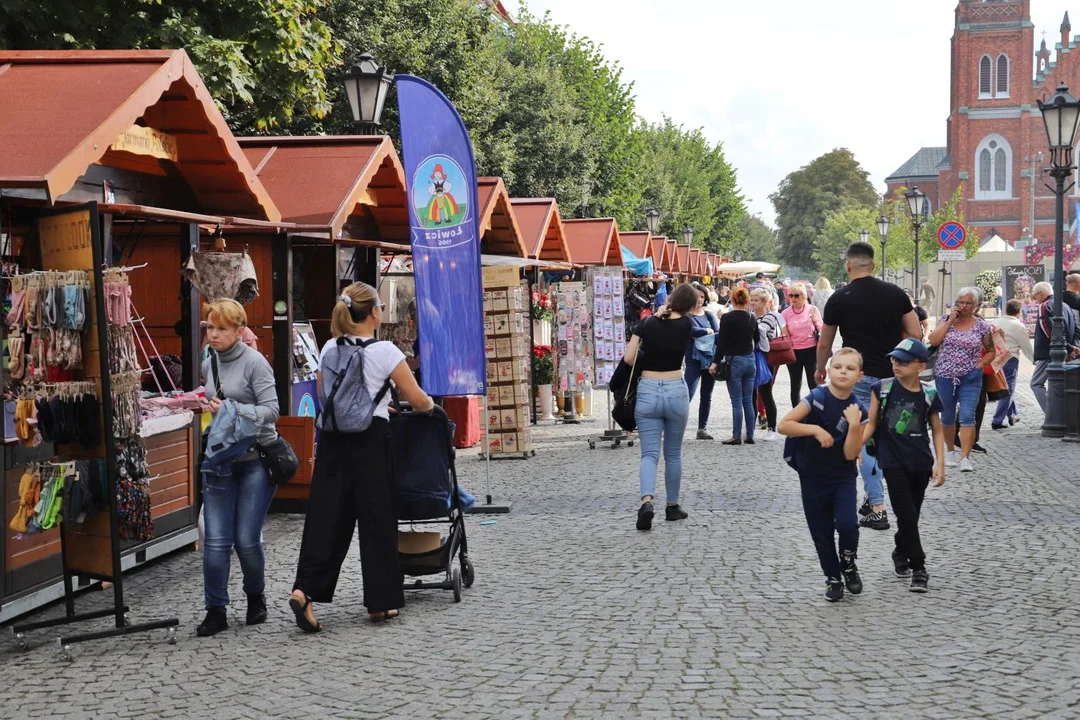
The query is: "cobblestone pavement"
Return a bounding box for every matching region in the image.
[2,364,1079,719]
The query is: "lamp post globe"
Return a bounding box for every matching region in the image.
[683,225,694,246]
[1037,82,1080,437]
[905,186,927,297]
[734,250,743,263]
[645,208,661,235]
[343,53,393,135]
[877,214,890,281]
[859,229,869,245]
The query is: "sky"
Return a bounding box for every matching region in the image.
[502,0,1077,227]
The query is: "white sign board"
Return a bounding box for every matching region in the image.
[937,249,966,261]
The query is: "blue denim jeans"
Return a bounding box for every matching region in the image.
[635,378,690,503]
[852,375,884,506]
[684,360,716,430]
[727,354,757,439]
[992,357,1020,426]
[936,367,983,427]
[202,458,275,609]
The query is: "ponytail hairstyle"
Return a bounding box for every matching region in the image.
[331,281,380,338]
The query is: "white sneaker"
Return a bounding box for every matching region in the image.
[959,456,974,472]
[761,430,777,441]
[944,451,959,468]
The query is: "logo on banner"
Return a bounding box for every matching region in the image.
[297,393,317,418]
[412,155,470,246]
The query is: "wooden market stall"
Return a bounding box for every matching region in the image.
[234,135,410,502]
[650,236,670,275]
[0,49,281,624]
[688,249,703,280]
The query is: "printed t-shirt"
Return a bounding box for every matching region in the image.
[797,387,867,482]
[319,336,405,420]
[870,380,942,472]
[934,316,991,379]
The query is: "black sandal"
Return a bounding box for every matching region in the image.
[289,593,322,633]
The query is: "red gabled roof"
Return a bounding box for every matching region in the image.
[509,198,571,264]
[688,249,702,276]
[620,231,651,260]
[238,135,406,241]
[562,218,623,267]
[672,241,688,273]
[477,177,527,257]
[650,236,668,271]
[0,49,279,220]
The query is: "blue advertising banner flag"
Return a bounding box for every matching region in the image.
[396,75,486,396]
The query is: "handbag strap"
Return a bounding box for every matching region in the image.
[210,350,225,400]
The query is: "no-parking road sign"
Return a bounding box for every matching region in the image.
[938,221,966,250]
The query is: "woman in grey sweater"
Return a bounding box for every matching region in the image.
[197,298,280,637]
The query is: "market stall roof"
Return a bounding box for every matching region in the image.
[509,198,572,264]
[651,236,670,271]
[619,231,652,261]
[237,135,407,243]
[704,254,716,276]
[562,218,623,267]
[0,49,279,221]
[674,243,690,275]
[714,260,782,277]
[688,249,702,276]
[477,177,528,257]
[661,238,677,272]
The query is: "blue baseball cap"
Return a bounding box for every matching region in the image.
[888,338,930,363]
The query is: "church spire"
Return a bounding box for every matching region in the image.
[1063,11,1072,47]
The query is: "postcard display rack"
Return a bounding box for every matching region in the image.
[553,280,594,423]
[9,206,178,656]
[587,267,633,449]
[481,266,534,459]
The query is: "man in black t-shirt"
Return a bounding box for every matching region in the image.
[815,242,922,531]
[1063,273,1080,313]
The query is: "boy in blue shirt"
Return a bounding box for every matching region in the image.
[779,348,868,602]
[862,338,945,592]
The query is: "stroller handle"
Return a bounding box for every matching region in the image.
[396,400,447,419]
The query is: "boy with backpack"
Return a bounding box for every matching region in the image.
[862,338,945,592]
[778,347,868,602]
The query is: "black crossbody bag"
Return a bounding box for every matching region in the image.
[211,349,299,485]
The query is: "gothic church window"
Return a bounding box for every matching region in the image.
[996,54,1010,97]
[975,135,1012,199]
[979,55,993,98]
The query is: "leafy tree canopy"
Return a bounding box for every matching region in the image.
[813,205,881,285]
[0,0,339,130]
[735,215,781,264]
[770,148,880,269]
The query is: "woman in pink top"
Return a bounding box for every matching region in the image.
[781,283,823,407]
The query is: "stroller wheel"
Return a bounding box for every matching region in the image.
[462,556,475,588]
[452,569,462,603]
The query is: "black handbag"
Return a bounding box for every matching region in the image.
[714,356,731,381]
[257,436,300,485]
[611,341,643,432]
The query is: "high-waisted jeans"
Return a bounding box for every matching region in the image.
[936,367,983,427]
[634,378,690,504]
[727,354,756,439]
[202,458,275,610]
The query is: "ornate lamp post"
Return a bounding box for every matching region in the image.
[342,53,393,134]
[1037,82,1080,437]
[905,186,927,296]
[877,214,891,281]
[859,229,869,245]
[683,225,694,245]
[645,207,661,235]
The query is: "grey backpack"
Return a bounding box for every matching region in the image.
[318,337,392,433]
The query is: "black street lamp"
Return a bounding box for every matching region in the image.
[859,229,869,245]
[877,214,891,281]
[343,53,393,134]
[683,225,694,246]
[734,250,743,263]
[905,186,927,297]
[645,207,661,235]
[1037,81,1080,437]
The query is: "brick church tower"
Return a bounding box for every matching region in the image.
[886,0,1080,247]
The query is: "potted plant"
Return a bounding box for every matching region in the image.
[531,290,553,346]
[532,344,555,420]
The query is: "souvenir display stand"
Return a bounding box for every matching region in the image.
[7,204,178,653]
[480,266,534,460]
[552,280,594,424]
[586,267,633,449]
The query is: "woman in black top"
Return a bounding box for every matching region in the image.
[623,283,698,531]
[710,287,759,445]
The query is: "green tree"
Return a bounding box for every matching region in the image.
[0,0,339,130]
[882,185,979,268]
[733,214,780,264]
[813,205,880,284]
[770,148,880,269]
[631,117,745,253]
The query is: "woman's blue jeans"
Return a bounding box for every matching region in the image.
[635,378,690,503]
[684,360,716,430]
[936,367,984,427]
[202,458,275,610]
[727,354,757,439]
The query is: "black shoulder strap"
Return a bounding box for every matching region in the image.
[210,350,225,400]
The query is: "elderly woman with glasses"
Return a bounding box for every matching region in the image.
[781,282,823,407]
[927,287,995,473]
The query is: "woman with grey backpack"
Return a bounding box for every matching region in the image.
[289,281,435,632]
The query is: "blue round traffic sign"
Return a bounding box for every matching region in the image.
[938,221,966,250]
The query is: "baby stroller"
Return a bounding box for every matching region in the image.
[391,405,474,602]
